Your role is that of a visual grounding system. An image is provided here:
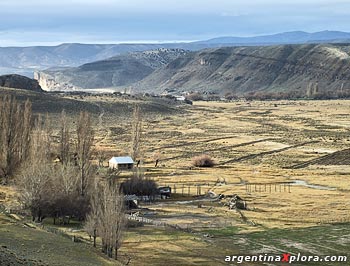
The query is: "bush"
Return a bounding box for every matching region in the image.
[186,93,204,101]
[121,177,158,197]
[192,154,215,167]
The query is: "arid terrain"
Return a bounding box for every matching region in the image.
[1,91,350,265]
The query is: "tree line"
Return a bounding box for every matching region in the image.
[0,96,125,260]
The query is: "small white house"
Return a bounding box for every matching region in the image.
[175,95,186,101]
[109,156,134,170]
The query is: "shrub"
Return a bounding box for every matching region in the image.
[121,177,158,197]
[186,93,204,101]
[192,154,215,167]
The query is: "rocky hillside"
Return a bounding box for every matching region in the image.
[35,49,188,91]
[0,74,43,92]
[35,43,350,95]
[135,44,350,95]
[2,31,350,78]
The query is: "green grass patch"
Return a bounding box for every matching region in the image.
[202,226,240,237]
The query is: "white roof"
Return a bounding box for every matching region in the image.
[109,156,134,164]
[175,96,186,101]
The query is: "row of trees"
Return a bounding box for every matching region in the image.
[0,96,126,259]
[15,107,95,222]
[0,96,32,184]
[184,87,350,102]
[85,181,125,259]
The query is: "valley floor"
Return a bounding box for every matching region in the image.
[1,97,350,265]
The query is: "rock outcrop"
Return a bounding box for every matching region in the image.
[35,49,188,91]
[0,74,43,92]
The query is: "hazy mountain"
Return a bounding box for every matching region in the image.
[35,49,188,91]
[197,31,350,45]
[135,43,350,95]
[1,31,350,78]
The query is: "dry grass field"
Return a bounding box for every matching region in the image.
[91,97,350,264]
[1,94,350,265]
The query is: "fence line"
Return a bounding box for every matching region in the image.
[126,213,193,233]
[245,182,292,193]
[159,182,215,196]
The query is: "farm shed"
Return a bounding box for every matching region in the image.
[109,156,134,170]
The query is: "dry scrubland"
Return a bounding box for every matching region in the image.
[1,93,350,265]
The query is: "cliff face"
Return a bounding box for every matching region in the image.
[34,71,78,91]
[135,44,350,94]
[35,49,188,91]
[0,74,43,92]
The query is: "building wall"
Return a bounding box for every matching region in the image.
[118,163,133,170]
[109,163,134,170]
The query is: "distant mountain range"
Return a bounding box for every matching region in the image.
[197,30,350,45]
[1,30,350,77]
[37,43,350,95]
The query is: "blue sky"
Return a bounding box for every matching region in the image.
[1,0,350,46]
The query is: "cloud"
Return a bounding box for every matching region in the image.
[1,0,350,45]
[0,0,345,14]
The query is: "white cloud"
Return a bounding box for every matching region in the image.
[0,0,345,12]
[1,0,350,46]
[1,0,350,16]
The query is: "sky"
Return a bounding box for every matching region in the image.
[1,0,350,46]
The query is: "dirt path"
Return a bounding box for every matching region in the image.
[221,141,319,165]
[149,135,240,152]
[161,138,277,162]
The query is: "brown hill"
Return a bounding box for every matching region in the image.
[0,74,43,92]
[135,44,350,95]
[35,49,188,91]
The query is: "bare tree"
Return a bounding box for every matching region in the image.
[0,96,32,183]
[18,114,92,222]
[17,115,52,222]
[19,99,32,161]
[130,105,142,161]
[86,181,125,259]
[102,183,125,260]
[18,162,53,222]
[59,110,70,164]
[29,115,52,163]
[57,161,79,196]
[85,180,100,248]
[76,111,94,197]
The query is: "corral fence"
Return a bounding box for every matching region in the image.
[158,182,216,197]
[126,213,194,233]
[246,182,292,193]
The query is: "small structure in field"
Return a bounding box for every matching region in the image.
[124,195,138,209]
[158,186,171,199]
[109,156,134,170]
[224,194,247,210]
